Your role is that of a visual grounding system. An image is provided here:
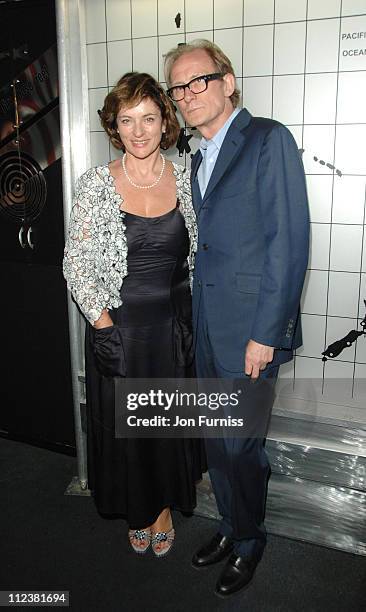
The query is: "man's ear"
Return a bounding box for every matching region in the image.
[223,73,236,98]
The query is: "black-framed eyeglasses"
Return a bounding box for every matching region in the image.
[167,73,223,101]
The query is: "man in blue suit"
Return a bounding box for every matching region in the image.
[165,41,309,597]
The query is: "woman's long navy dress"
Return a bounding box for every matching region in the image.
[85,205,205,528]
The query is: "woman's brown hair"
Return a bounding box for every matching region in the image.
[99,72,180,151]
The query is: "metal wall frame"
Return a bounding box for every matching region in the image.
[56,0,89,488]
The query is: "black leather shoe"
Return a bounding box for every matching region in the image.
[215,554,258,597]
[192,533,234,568]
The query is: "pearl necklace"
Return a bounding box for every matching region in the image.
[122,153,166,189]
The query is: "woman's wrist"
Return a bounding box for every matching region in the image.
[94,310,113,329]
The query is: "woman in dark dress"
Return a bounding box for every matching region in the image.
[63,73,204,557]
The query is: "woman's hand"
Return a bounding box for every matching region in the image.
[92,311,126,377]
[94,309,114,330]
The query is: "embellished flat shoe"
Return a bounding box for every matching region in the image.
[128,528,151,554]
[151,527,175,558]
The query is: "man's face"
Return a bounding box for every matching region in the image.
[169,49,235,139]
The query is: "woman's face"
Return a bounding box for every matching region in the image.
[116,97,165,159]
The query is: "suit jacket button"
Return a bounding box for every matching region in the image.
[203,243,209,250]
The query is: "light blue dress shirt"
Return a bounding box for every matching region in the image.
[197,107,241,197]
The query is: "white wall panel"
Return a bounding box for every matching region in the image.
[337,72,366,124]
[330,225,363,272]
[185,0,213,32]
[131,0,157,38]
[86,43,107,88]
[242,76,272,117]
[294,356,324,378]
[107,40,132,86]
[214,0,243,29]
[309,223,331,270]
[342,0,366,16]
[335,125,366,175]
[307,0,341,20]
[332,177,366,224]
[302,270,329,315]
[106,0,131,41]
[243,25,273,76]
[132,37,159,79]
[304,73,337,124]
[363,234,366,272]
[85,0,106,44]
[306,175,333,223]
[328,272,360,318]
[273,75,304,124]
[274,21,306,74]
[244,0,274,26]
[275,0,307,23]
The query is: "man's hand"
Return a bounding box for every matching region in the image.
[245,340,274,379]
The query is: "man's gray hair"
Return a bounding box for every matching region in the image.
[164,39,240,108]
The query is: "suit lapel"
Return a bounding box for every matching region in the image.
[203,108,252,203]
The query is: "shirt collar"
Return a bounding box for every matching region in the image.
[199,107,241,155]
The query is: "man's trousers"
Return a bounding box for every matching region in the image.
[195,293,279,561]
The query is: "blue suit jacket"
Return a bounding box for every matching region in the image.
[191,108,310,372]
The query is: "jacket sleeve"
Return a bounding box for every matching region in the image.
[63,172,109,325]
[250,124,310,348]
[175,164,197,288]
